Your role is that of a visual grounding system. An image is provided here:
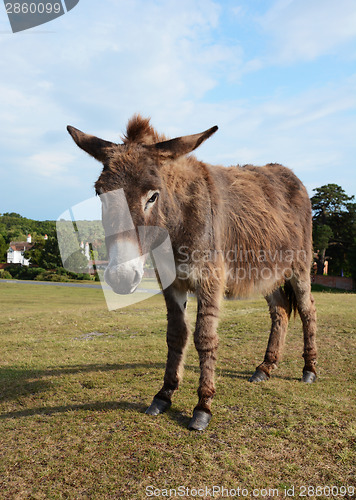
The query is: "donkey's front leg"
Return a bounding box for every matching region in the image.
[146,285,190,416]
[188,286,221,431]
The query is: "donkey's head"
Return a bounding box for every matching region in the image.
[67,115,217,294]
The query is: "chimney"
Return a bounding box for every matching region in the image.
[27,234,32,243]
[85,242,90,260]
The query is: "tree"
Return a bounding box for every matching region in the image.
[24,238,46,267]
[25,236,62,270]
[2,212,23,218]
[0,234,7,262]
[40,237,63,269]
[311,184,356,276]
[313,225,333,275]
[0,223,6,240]
[0,213,56,245]
[311,184,354,223]
[64,249,90,274]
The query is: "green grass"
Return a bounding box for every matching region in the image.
[0,283,355,499]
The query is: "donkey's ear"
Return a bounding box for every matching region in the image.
[67,126,116,162]
[150,125,218,158]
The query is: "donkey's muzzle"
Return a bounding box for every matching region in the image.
[104,264,143,295]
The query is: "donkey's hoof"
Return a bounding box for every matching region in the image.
[145,397,171,416]
[302,371,317,383]
[249,369,269,382]
[188,409,212,431]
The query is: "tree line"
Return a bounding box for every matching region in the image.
[312,184,356,279]
[0,183,355,281]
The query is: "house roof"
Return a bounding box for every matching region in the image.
[9,241,34,252]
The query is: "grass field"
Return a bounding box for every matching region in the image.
[0,282,355,499]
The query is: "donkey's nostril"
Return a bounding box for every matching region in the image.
[133,270,142,286]
[104,264,143,295]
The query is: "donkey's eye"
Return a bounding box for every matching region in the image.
[148,192,159,204]
[143,191,160,211]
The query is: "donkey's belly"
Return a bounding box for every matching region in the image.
[224,261,287,299]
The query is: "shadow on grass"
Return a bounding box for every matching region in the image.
[0,398,194,428]
[0,363,168,404]
[164,407,192,429]
[0,362,296,421]
[0,400,146,420]
[0,363,253,400]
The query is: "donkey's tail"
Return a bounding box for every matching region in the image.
[284,281,298,319]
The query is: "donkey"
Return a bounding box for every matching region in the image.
[67,115,317,431]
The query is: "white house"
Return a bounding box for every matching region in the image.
[7,234,34,266]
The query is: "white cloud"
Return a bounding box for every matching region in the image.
[259,0,356,63]
[182,75,356,199]
[231,6,244,18]
[0,0,242,136]
[26,151,74,178]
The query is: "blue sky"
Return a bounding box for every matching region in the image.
[0,0,355,220]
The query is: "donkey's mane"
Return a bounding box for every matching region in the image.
[122,114,168,145]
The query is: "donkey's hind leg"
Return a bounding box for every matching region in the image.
[146,284,190,416]
[291,273,317,383]
[249,287,290,382]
